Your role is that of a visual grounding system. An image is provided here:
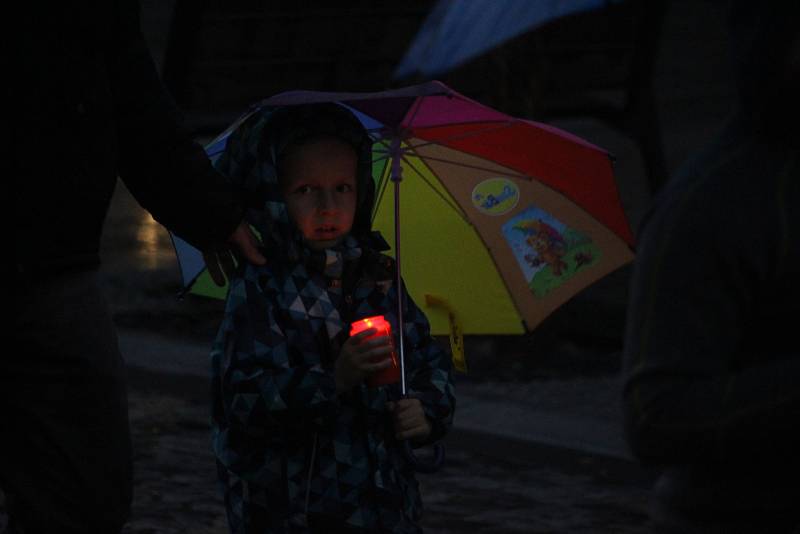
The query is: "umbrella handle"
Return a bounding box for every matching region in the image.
[402,440,445,474]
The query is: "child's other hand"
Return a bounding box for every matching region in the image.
[335,329,393,393]
[386,399,432,444]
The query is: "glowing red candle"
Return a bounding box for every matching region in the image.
[349,315,400,387]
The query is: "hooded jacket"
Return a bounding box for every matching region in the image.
[210,104,455,533]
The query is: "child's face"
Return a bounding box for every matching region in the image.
[281,137,358,251]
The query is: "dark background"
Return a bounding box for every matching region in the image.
[92,4,742,530]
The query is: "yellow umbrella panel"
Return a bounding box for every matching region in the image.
[371,146,524,337]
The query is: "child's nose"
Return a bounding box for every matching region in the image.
[318,190,338,213]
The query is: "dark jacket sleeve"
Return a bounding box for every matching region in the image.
[621,145,800,467]
[108,0,243,249]
[402,287,457,445]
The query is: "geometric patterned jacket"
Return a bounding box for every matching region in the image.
[209,104,456,533]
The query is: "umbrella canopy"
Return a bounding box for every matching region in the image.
[172,81,634,342]
[394,0,624,79]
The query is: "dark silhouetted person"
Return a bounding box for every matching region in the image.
[4,2,265,532]
[622,2,799,533]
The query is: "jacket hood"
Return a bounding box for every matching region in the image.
[214,103,378,267]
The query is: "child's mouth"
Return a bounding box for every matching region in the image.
[312,225,340,238]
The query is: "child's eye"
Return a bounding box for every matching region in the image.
[294,185,313,194]
[337,183,354,193]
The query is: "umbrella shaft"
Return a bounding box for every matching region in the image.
[390,140,408,397]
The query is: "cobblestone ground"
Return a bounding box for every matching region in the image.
[122,386,652,534]
[123,391,227,534]
[419,442,651,533]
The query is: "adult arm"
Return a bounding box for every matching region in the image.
[107,0,261,261]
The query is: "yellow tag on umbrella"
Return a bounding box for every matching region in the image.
[424,294,467,373]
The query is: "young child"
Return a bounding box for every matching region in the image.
[210,102,456,533]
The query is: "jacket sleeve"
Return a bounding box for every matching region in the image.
[107,0,244,250]
[401,287,457,445]
[621,168,800,466]
[215,272,341,435]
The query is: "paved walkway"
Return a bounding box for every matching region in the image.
[119,328,631,460]
[119,328,653,533]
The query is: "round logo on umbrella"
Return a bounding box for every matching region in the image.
[471,178,520,216]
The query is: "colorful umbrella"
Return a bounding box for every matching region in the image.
[172,81,634,373]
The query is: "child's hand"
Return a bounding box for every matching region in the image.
[335,328,393,393]
[386,399,432,444]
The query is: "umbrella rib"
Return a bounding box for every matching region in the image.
[371,137,392,154]
[398,153,471,224]
[403,96,427,130]
[372,165,392,222]
[411,153,530,180]
[403,120,517,151]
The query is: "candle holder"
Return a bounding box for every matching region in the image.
[349,315,400,387]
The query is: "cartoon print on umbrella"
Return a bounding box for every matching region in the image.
[503,205,601,298]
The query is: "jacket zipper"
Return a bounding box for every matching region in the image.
[304,432,319,516]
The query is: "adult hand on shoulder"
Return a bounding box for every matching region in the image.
[386,398,432,444]
[203,221,266,286]
[335,329,393,393]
